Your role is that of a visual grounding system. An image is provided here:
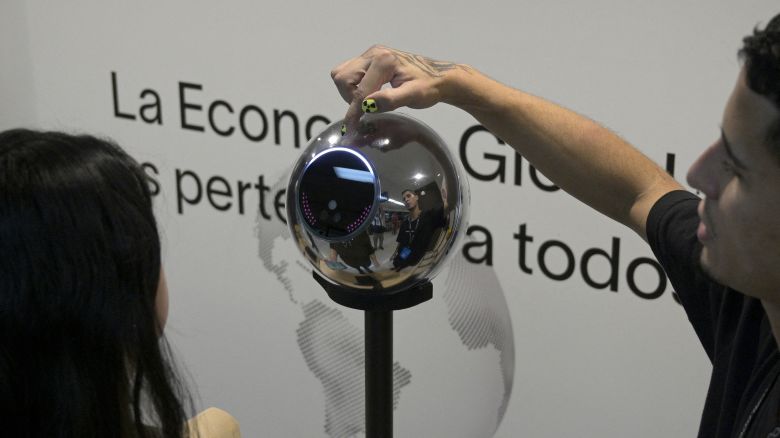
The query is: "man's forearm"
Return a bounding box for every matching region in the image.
[443,68,683,238]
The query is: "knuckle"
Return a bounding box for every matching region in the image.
[374,50,395,66]
[332,71,353,86]
[367,44,384,53]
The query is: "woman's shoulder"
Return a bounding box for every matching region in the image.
[187,408,241,438]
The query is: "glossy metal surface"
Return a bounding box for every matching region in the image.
[287,112,469,293]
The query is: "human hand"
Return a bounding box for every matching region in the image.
[331,45,471,131]
[187,408,241,438]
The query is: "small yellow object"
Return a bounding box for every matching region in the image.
[340,124,347,135]
[362,98,378,113]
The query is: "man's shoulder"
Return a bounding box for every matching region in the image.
[647,190,700,239]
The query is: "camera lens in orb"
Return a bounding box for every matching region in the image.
[298,147,378,240]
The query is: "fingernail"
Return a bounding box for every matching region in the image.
[362,98,378,113]
[340,124,347,136]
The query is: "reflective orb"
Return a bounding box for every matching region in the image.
[286,112,469,293]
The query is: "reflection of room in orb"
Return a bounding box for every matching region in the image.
[287,112,468,293]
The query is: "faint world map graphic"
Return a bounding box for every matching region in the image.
[255,173,515,437]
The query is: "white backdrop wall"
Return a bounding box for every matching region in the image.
[1,0,34,126]
[2,1,778,436]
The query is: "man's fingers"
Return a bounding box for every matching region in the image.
[343,78,432,132]
[335,45,436,132]
[366,82,430,113]
[358,90,397,114]
[341,50,396,130]
[343,87,397,130]
[355,53,395,103]
[331,55,372,104]
[344,98,363,129]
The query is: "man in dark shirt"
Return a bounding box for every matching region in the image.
[332,12,780,437]
[648,191,780,437]
[392,189,445,270]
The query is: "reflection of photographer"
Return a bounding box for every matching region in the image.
[392,186,446,270]
[329,231,379,274]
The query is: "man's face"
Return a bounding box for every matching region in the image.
[686,68,780,300]
[402,191,418,210]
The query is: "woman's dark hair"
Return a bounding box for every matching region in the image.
[0,129,191,437]
[739,13,780,158]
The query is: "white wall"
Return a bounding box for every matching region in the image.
[0,0,35,127]
[6,1,779,436]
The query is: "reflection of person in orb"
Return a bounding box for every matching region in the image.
[392,188,446,270]
[370,206,386,250]
[391,212,400,235]
[329,231,379,274]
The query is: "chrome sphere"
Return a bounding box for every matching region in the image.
[286,112,469,293]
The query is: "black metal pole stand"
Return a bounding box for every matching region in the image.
[313,272,432,438]
[365,310,393,438]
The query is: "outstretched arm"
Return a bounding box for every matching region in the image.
[331,45,683,239]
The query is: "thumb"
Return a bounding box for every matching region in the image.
[341,89,393,134]
[364,82,434,114]
[343,83,433,135]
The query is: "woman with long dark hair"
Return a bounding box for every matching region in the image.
[0,129,237,437]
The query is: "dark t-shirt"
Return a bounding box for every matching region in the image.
[647,190,780,437]
[393,207,445,269]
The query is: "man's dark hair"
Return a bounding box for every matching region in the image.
[0,129,191,437]
[739,13,780,157]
